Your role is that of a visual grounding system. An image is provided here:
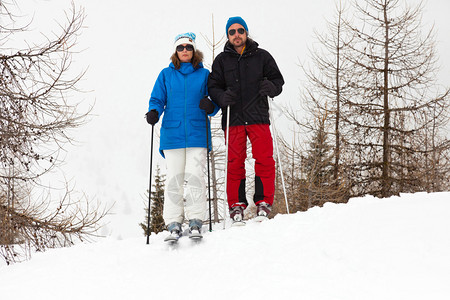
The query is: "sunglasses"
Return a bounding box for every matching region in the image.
[176,44,194,52]
[228,28,246,36]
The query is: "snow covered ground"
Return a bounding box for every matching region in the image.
[1,192,449,300]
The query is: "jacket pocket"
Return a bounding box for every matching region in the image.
[189,119,205,128]
[162,120,181,128]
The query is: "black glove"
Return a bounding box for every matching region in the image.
[259,79,277,97]
[221,89,237,108]
[199,97,215,115]
[146,109,159,125]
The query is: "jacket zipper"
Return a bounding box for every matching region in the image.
[184,74,188,147]
[237,55,246,125]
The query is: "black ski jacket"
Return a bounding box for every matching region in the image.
[208,39,284,129]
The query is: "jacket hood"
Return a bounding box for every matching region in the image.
[169,62,204,75]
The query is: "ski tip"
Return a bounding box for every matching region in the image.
[189,234,203,239]
[253,216,269,222]
[231,221,246,227]
[164,232,181,243]
[164,237,179,243]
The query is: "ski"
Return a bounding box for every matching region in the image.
[231,220,246,227]
[189,229,203,240]
[253,215,269,222]
[164,229,204,244]
[164,231,181,243]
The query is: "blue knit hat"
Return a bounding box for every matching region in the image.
[174,32,197,52]
[226,16,248,36]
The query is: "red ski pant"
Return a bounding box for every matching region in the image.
[225,124,275,209]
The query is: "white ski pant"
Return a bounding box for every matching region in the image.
[163,147,207,225]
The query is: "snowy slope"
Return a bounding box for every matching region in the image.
[1,192,449,300]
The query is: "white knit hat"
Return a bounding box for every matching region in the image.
[174,32,197,52]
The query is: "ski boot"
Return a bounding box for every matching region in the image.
[254,202,271,222]
[230,206,246,226]
[188,219,203,240]
[164,222,182,243]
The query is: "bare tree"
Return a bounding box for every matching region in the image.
[275,1,352,213]
[201,14,227,223]
[300,1,354,184]
[291,0,448,203]
[342,0,449,197]
[1,2,106,264]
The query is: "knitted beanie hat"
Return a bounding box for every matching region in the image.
[225,16,248,35]
[174,32,196,52]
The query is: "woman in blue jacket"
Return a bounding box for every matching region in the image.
[146,32,219,240]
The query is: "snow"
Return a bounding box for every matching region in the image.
[1,192,450,299]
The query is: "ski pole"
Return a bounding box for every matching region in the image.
[205,111,212,232]
[146,124,155,244]
[269,99,290,214]
[223,105,231,229]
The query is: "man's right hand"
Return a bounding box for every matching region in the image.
[259,79,277,98]
[146,109,159,125]
[221,89,237,108]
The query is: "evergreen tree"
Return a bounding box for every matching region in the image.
[302,113,347,208]
[304,117,333,189]
[140,165,165,235]
[274,110,349,213]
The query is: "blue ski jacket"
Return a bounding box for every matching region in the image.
[148,62,219,157]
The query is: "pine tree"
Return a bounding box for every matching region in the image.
[275,110,349,213]
[140,165,165,235]
[302,113,336,208]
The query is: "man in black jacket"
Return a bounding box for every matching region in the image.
[208,16,284,223]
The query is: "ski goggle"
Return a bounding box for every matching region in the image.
[228,28,246,36]
[176,44,194,52]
